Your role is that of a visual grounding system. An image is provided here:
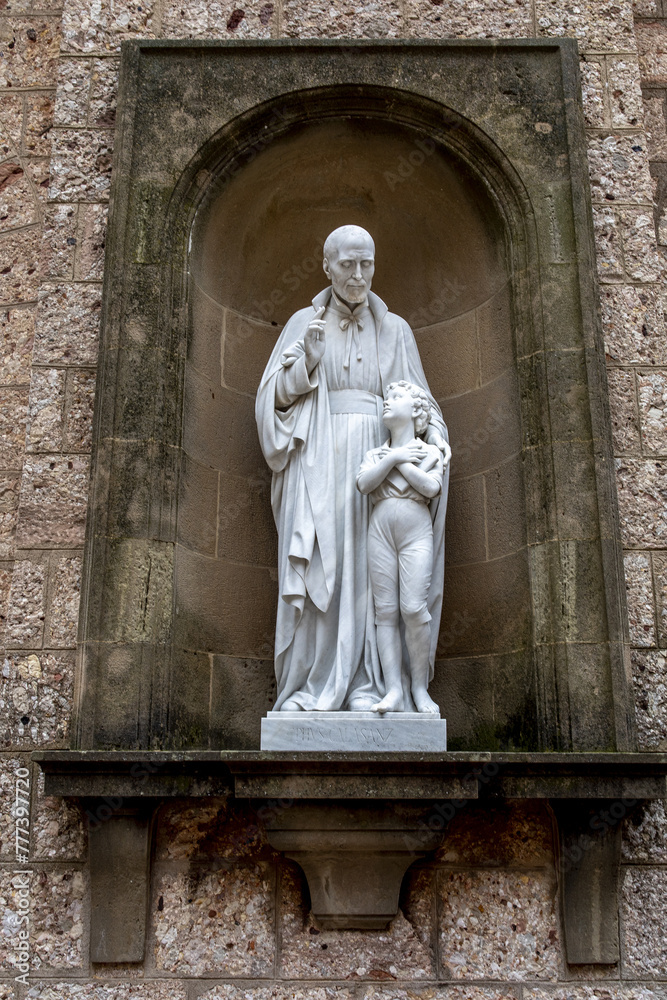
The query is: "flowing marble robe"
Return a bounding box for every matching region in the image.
[255,286,449,711]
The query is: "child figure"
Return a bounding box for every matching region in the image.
[357,380,444,714]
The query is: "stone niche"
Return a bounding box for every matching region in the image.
[73,39,635,754]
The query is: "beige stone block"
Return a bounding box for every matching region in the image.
[155,797,274,860]
[622,867,667,975]
[4,556,45,647]
[0,756,28,858]
[631,648,667,749]
[607,368,640,453]
[0,305,34,383]
[527,988,666,1000]
[61,0,156,52]
[0,559,11,638]
[24,91,54,155]
[40,202,77,279]
[409,0,533,39]
[587,135,653,205]
[49,128,113,201]
[89,56,119,127]
[580,57,606,129]
[33,281,101,365]
[643,94,667,161]
[363,990,519,1000]
[25,156,50,201]
[283,0,400,37]
[163,0,275,37]
[651,550,667,646]
[620,207,663,281]
[600,284,666,365]
[0,650,74,746]
[15,454,90,547]
[0,386,28,467]
[280,864,434,978]
[608,58,643,129]
[634,0,660,13]
[75,202,107,279]
[32,769,85,860]
[53,57,91,126]
[434,800,554,866]
[637,21,667,87]
[153,865,275,975]
[623,551,656,646]
[26,367,66,452]
[0,227,41,304]
[31,868,85,969]
[638,371,667,452]
[25,985,189,999]
[592,206,624,281]
[45,552,81,647]
[63,367,95,450]
[0,91,24,154]
[536,0,635,51]
[202,989,355,1000]
[0,17,60,88]
[623,799,667,861]
[0,163,40,232]
[438,870,559,980]
[616,458,667,545]
[0,473,20,558]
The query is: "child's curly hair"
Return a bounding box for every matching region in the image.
[386,381,431,437]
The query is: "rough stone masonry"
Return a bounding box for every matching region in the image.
[1,0,667,996]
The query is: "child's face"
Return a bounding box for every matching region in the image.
[383,385,416,428]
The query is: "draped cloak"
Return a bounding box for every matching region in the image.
[255,287,449,711]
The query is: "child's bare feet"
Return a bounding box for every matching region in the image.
[412,688,439,714]
[371,690,404,713]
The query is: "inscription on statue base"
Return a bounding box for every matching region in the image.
[261,711,447,752]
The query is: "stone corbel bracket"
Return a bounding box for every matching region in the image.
[34,751,667,963]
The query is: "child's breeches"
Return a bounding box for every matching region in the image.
[368,498,433,627]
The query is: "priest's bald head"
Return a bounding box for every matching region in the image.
[323,225,376,307]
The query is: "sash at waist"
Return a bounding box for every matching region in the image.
[328,389,382,415]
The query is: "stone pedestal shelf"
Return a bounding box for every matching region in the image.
[34,750,667,964]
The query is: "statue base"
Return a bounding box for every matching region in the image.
[260,711,447,752]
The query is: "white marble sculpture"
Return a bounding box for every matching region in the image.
[255,225,451,716]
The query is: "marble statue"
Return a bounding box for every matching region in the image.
[255,225,450,715]
[357,381,444,715]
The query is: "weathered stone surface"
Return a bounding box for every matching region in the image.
[438,870,559,980]
[587,135,653,205]
[623,799,667,862]
[155,797,276,861]
[0,17,60,88]
[0,91,24,153]
[40,203,77,279]
[527,988,667,1000]
[0,651,73,746]
[0,165,40,231]
[404,0,532,40]
[620,207,663,281]
[280,864,434,978]
[24,92,55,155]
[32,769,86,860]
[162,0,275,38]
[361,990,519,1000]
[0,562,12,638]
[631,649,667,749]
[535,0,635,50]
[0,387,28,467]
[435,801,554,867]
[283,0,400,37]
[580,57,605,129]
[26,985,188,999]
[15,455,89,547]
[49,129,113,201]
[638,372,667,452]
[46,553,81,647]
[33,282,101,364]
[652,551,667,646]
[64,368,95,450]
[622,867,667,976]
[616,458,667,546]
[607,368,640,453]
[0,755,25,857]
[76,203,107,279]
[0,870,36,967]
[3,557,45,647]
[25,157,50,203]
[624,551,656,646]
[60,0,156,52]
[0,306,34,384]
[153,864,275,975]
[26,367,66,452]
[644,95,667,160]
[201,988,354,1000]
[0,227,41,303]
[31,869,85,969]
[53,58,90,126]
[89,57,119,127]
[593,207,624,282]
[608,58,644,128]
[601,285,666,365]
[637,21,667,86]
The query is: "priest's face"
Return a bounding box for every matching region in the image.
[324,236,375,307]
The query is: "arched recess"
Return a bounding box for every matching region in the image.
[164,85,552,751]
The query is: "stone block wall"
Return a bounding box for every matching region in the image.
[0,0,667,994]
